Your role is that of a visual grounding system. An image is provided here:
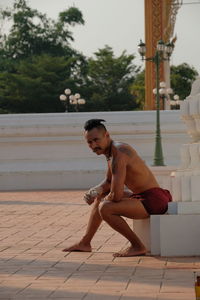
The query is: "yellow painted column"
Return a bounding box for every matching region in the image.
[144,0,167,110]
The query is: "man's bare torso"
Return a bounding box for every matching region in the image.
[108,142,159,194]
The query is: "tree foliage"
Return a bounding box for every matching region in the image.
[0,55,76,113]
[0,0,87,113]
[0,0,84,60]
[131,63,199,109]
[1,0,197,114]
[85,46,140,111]
[130,70,145,110]
[170,63,198,100]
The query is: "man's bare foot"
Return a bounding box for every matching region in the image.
[62,242,92,252]
[113,246,146,257]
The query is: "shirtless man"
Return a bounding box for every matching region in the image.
[63,119,172,257]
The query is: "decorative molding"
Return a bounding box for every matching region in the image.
[144,0,181,110]
[163,0,182,42]
[145,0,164,110]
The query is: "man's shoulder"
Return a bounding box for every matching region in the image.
[114,142,136,158]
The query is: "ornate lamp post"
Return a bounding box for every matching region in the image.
[59,88,71,112]
[59,89,86,112]
[69,93,86,112]
[138,39,174,166]
[170,94,180,110]
[153,81,173,109]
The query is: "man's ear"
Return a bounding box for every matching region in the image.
[105,131,110,138]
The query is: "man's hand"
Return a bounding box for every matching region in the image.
[83,189,97,205]
[104,191,114,202]
[83,186,103,205]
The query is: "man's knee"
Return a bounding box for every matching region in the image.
[99,201,113,219]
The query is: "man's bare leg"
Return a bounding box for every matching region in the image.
[99,198,149,257]
[62,199,102,252]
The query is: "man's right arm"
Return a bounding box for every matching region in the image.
[92,166,112,196]
[84,167,111,205]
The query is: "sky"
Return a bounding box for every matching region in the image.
[1,0,200,74]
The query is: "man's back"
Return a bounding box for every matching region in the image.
[110,142,159,194]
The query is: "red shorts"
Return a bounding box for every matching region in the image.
[131,187,172,215]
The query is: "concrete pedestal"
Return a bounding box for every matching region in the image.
[168,201,200,215]
[159,214,200,256]
[133,201,200,256]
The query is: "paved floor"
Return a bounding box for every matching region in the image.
[0,190,199,300]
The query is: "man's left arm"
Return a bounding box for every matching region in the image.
[104,153,127,202]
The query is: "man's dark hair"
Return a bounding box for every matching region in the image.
[84,119,107,131]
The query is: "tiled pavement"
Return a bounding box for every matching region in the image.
[0,190,199,300]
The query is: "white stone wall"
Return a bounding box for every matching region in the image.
[0,110,189,190]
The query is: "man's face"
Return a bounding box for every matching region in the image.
[84,128,109,155]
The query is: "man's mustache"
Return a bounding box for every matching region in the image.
[93,147,101,151]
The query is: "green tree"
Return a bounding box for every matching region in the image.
[0,0,84,60]
[131,63,199,109]
[170,63,198,100]
[0,53,89,113]
[0,55,74,113]
[85,46,140,111]
[130,70,145,110]
[0,0,88,113]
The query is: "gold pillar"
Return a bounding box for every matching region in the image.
[144,0,172,110]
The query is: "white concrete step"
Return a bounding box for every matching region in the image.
[168,201,200,214]
[0,169,105,190]
[134,213,200,256]
[151,214,200,256]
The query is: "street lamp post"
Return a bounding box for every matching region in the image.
[153,81,173,110]
[59,88,71,112]
[59,89,86,112]
[69,93,86,112]
[138,39,174,166]
[170,94,180,110]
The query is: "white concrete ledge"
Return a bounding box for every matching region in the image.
[168,201,200,214]
[0,111,188,190]
[142,213,200,256]
[0,170,105,190]
[160,215,200,256]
